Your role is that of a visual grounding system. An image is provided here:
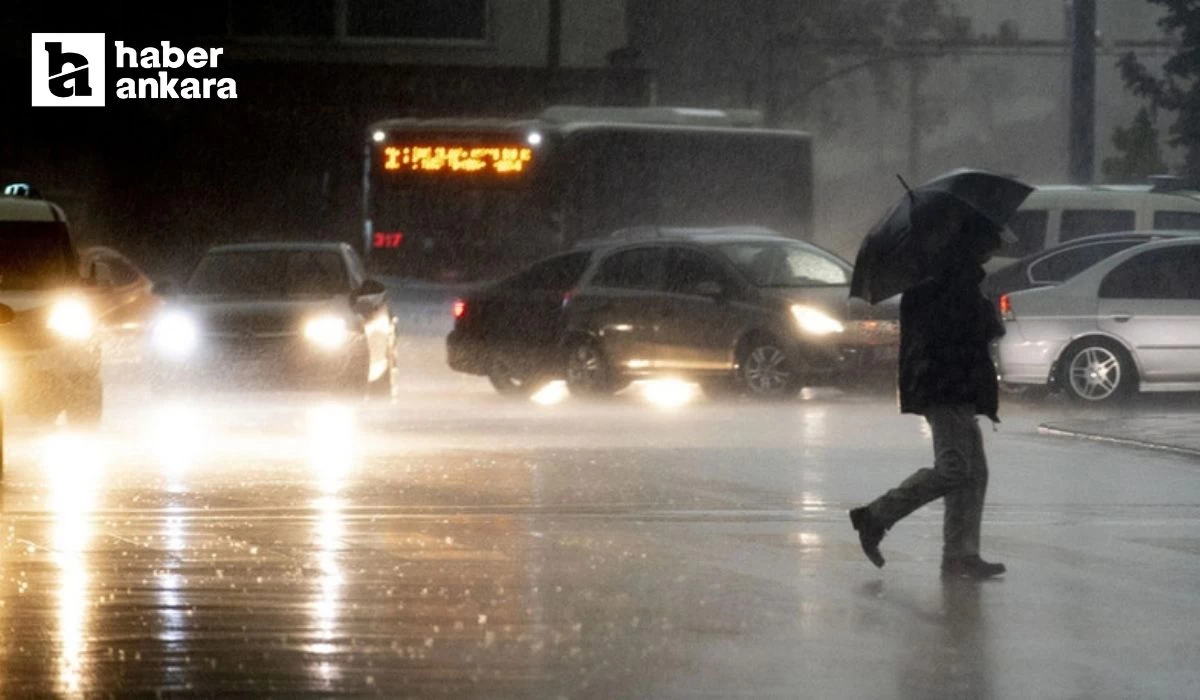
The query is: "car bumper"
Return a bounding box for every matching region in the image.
[150,334,367,388]
[446,329,488,376]
[0,340,101,410]
[995,334,1061,386]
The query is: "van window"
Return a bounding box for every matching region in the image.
[1152,210,1200,230]
[1060,209,1136,242]
[1000,210,1047,257]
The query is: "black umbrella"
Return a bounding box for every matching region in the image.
[849,170,1033,304]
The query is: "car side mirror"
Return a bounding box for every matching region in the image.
[694,280,726,299]
[354,279,387,298]
[152,280,176,296]
[0,304,13,325]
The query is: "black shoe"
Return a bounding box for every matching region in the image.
[849,507,886,568]
[941,555,1006,580]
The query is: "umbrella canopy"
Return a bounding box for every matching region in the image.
[849,170,1033,304]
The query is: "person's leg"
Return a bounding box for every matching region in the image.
[942,411,986,559]
[868,404,975,529]
[941,418,1005,579]
[852,404,975,567]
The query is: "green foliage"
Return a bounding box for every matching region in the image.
[1118,0,1200,178]
[1102,108,1168,183]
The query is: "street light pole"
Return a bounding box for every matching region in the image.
[1069,0,1097,184]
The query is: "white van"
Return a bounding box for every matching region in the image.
[995,178,1200,268]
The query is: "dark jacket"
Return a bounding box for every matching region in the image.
[898,262,1005,421]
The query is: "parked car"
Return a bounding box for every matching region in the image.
[0,185,103,423]
[560,227,898,399]
[996,237,1200,402]
[447,246,600,395]
[80,245,160,333]
[982,230,1200,308]
[148,242,396,395]
[993,177,1200,269]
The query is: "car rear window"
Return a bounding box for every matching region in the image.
[1027,240,1144,284]
[506,252,592,293]
[591,247,666,290]
[1060,209,1136,243]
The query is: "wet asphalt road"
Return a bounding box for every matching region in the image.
[1,368,1198,698]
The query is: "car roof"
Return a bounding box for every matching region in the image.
[206,241,350,254]
[0,196,68,222]
[1013,229,1200,264]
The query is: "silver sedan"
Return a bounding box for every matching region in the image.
[996,237,1200,402]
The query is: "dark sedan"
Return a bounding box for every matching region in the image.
[448,228,899,400]
[148,242,396,395]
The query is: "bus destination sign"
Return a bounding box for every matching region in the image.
[383,144,533,176]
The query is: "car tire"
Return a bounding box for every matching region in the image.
[487,357,541,397]
[738,336,801,400]
[565,338,622,397]
[1057,337,1136,404]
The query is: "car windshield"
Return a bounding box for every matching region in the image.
[0,221,77,290]
[715,241,851,287]
[187,250,349,297]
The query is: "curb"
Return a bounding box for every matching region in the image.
[1037,424,1200,459]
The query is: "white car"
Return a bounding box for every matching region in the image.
[996,237,1200,402]
[0,186,103,422]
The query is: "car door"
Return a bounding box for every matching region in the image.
[656,246,743,372]
[571,245,667,371]
[1097,245,1200,382]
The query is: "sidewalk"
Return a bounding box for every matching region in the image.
[1039,413,1200,458]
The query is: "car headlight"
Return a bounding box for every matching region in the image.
[47,298,95,341]
[304,315,348,350]
[153,311,199,359]
[790,305,844,335]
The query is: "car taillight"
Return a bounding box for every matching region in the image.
[999,294,1014,321]
[452,299,467,320]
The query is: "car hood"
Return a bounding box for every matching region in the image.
[757,286,900,321]
[167,296,351,335]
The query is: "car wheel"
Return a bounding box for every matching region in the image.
[1057,338,1136,403]
[565,338,621,397]
[738,337,801,400]
[487,357,540,397]
[66,378,103,426]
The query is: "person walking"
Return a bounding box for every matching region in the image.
[850,217,1008,580]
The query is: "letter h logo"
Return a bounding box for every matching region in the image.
[32,33,106,107]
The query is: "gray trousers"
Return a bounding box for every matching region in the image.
[867,404,989,560]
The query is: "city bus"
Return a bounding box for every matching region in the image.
[362,106,814,282]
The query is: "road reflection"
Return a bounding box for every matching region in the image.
[43,431,106,698]
[306,403,355,683]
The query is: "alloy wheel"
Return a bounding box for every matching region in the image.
[743,344,793,397]
[1067,346,1122,401]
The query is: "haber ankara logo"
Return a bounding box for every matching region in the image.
[32,33,106,107]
